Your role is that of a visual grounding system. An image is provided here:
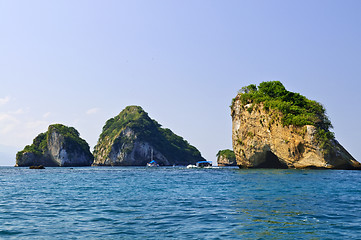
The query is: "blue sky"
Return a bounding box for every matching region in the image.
[1,0,360,166]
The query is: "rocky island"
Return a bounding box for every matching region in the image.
[231,81,360,169]
[93,105,204,166]
[217,149,237,166]
[16,124,94,167]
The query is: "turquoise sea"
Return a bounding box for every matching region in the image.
[0,166,360,239]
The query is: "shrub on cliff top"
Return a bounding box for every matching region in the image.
[232,81,335,149]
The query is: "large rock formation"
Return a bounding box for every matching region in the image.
[217,149,237,166]
[231,81,360,169]
[16,124,94,167]
[93,106,204,166]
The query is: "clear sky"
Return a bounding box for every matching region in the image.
[1,0,360,166]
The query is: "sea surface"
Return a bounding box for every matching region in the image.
[0,166,360,239]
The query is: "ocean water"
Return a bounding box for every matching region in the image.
[0,166,360,239]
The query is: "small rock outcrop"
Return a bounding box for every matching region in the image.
[231,81,360,169]
[217,149,237,166]
[29,165,45,169]
[16,124,94,167]
[93,105,204,166]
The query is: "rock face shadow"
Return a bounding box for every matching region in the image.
[256,151,288,169]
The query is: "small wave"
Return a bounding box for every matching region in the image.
[91,217,114,222]
[0,230,22,236]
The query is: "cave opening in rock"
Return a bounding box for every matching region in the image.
[258,151,288,169]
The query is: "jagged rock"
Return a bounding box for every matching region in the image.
[231,81,360,169]
[93,105,204,166]
[16,124,93,167]
[217,149,237,166]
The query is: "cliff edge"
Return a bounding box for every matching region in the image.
[231,81,360,169]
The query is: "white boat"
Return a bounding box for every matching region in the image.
[196,161,212,167]
[186,164,197,169]
[147,160,159,167]
[146,149,159,167]
[187,161,212,168]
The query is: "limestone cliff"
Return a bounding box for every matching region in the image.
[217,149,237,166]
[16,124,93,167]
[231,81,360,169]
[93,106,204,166]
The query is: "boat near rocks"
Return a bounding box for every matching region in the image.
[187,161,212,168]
[147,160,159,167]
[146,149,159,167]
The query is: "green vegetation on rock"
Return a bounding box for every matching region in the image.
[16,124,92,161]
[217,149,236,166]
[94,105,203,164]
[16,133,47,160]
[232,81,335,150]
[48,124,91,155]
[216,149,236,160]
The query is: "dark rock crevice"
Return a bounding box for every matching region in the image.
[238,151,288,169]
[257,151,288,168]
